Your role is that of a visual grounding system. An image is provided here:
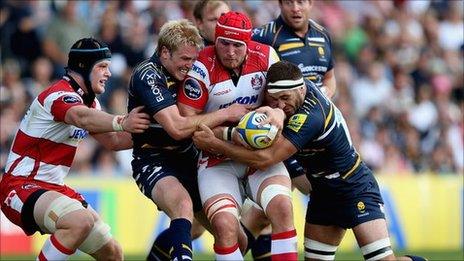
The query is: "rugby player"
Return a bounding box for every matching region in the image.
[0,38,150,260]
[178,12,298,260]
[193,61,427,261]
[127,19,249,261]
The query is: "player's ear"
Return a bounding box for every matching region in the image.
[160,46,171,59]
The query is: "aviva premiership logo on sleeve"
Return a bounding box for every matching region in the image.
[287,114,307,132]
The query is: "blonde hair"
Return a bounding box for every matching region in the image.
[156,19,204,56]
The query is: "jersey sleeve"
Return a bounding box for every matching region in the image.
[177,60,210,111]
[282,108,325,151]
[326,32,335,71]
[129,68,176,116]
[252,25,273,45]
[48,92,84,122]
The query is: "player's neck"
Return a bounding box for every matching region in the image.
[67,71,89,94]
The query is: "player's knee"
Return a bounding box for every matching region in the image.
[79,219,113,255]
[205,196,239,223]
[360,238,394,261]
[304,238,338,260]
[43,196,89,234]
[260,184,292,214]
[69,210,95,239]
[266,196,293,226]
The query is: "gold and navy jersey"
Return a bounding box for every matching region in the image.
[282,80,361,180]
[128,55,192,153]
[252,16,334,88]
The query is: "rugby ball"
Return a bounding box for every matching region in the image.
[236,111,278,149]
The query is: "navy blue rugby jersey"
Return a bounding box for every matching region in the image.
[252,16,334,88]
[282,80,361,179]
[128,55,191,152]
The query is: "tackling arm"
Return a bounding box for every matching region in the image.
[154,103,249,141]
[193,124,298,170]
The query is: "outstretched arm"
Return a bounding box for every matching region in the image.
[154,103,251,141]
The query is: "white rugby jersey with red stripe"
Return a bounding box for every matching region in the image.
[178,41,279,112]
[4,78,99,185]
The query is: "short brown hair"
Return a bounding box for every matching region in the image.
[193,0,230,20]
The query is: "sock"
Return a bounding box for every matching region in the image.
[37,234,75,261]
[251,234,272,260]
[405,255,428,261]
[214,243,243,261]
[271,229,298,261]
[169,218,193,261]
[147,228,171,261]
[240,222,256,254]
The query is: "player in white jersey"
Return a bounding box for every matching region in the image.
[0,38,150,261]
[178,12,298,260]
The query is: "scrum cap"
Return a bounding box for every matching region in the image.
[215,11,252,46]
[67,37,111,79]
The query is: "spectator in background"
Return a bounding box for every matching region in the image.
[253,0,337,99]
[193,0,230,46]
[42,1,91,77]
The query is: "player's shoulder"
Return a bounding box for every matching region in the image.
[308,19,331,38]
[132,57,166,85]
[252,19,279,44]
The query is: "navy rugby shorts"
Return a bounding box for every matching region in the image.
[131,146,202,213]
[305,163,385,229]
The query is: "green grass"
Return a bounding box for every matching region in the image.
[1,250,463,260]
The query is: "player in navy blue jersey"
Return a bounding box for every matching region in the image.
[192,61,426,261]
[252,0,336,99]
[252,1,328,256]
[127,19,249,261]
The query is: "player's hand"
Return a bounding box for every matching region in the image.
[255,106,285,130]
[193,124,221,153]
[225,104,253,122]
[122,106,150,133]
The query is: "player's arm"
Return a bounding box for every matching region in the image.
[65,105,149,150]
[64,105,150,134]
[153,103,247,141]
[193,124,297,170]
[322,68,336,99]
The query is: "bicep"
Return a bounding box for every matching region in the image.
[153,105,185,138]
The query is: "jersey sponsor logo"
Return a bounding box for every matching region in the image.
[145,72,165,102]
[251,74,264,90]
[192,64,206,79]
[69,129,88,139]
[213,88,232,96]
[287,114,307,132]
[183,78,202,100]
[298,63,327,73]
[62,95,80,104]
[218,95,259,109]
[21,184,40,190]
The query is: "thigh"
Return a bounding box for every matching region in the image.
[352,218,390,246]
[198,161,246,207]
[304,222,345,247]
[247,162,289,203]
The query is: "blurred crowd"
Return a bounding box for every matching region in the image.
[1,0,462,177]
